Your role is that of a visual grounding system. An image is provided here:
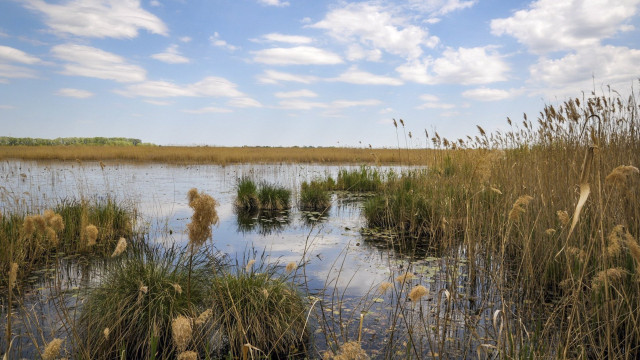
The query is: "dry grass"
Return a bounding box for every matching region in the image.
[0,145,448,165]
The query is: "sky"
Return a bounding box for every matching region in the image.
[0,0,639,147]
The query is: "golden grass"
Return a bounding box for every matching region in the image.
[0,145,453,165]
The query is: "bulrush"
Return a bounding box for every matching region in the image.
[186,188,219,248]
[111,237,127,257]
[172,315,192,352]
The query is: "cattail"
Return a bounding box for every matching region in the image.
[508,195,533,221]
[111,237,127,257]
[186,188,219,248]
[172,315,192,352]
[46,227,58,247]
[408,285,428,302]
[245,259,256,272]
[23,215,36,237]
[173,283,183,294]
[592,268,625,289]
[177,351,198,360]
[285,261,297,273]
[85,225,98,246]
[103,327,110,340]
[42,338,63,360]
[9,262,18,290]
[605,165,639,190]
[195,309,213,326]
[557,210,570,226]
[395,273,415,284]
[378,281,393,293]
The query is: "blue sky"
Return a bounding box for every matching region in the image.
[1,0,639,147]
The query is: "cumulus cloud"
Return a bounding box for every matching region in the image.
[0,45,41,81]
[331,66,403,85]
[256,33,313,44]
[407,0,477,16]
[183,106,232,114]
[396,46,509,85]
[462,87,514,101]
[274,89,318,98]
[252,46,343,65]
[278,98,381,110]
[227,97,262,108]
[210,32,239,51]
[312,3,439,60]
[151,44,189,64]
[416,94,456,109]
[491,0,640,54]
[55,88,94,98]
[52,44,146,82]
[257,0,289,7]
[24,0,168,38]
[257,70,319,84]
[530,45,640,95]
[116,76,250,101]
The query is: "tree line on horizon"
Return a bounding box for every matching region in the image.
[0,137,145,146]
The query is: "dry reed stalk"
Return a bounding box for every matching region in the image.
[172,315,193,352]
[567,146,595,240]
[42,338,63,360]
[111,237,127,257]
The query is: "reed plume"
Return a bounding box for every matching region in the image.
[285,261,297,273]
[557,210,570,226]
[395,273,415,284]
[591,268,626,289]
[85,224,98,246]
[42,338,63,360]
[172,315,192,352]
[245,259,256,272]
[177,351,198,360]
[111,237,127,257]
[323,341,369,360]
[378,281,393,293]
[605,165,639,190]
[408,285,428,302]
[173,283,183,294]
[8,262,18,290]
[195,309,212,327]
[186,188,219,248]
[508,195,533,221]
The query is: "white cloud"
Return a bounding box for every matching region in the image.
[332,66,403,85]
[257,70,319,84]
[24,0,168,38]
[346,44,382,62]
[179,36,192,43]
[416,94,455,109]
[491,0,640,54]
[52,44,146,82]
[149,0,160,6]
[144,99,172,105]
[275,89,318,98]
[396,46,509,85]
[278,98,380,110]
[0,45,41,64]
[253,46,343,65]
[55,88,94,98]
[117,76,246,98]
[257,33,313,44]
[407,0,477,16]
[462,87,514,101]
[0,105,15,109]
[529,45,640,94]
[151,44,189,64]
[183,106,232,114]
[227,97,262,108]
[312,3,438,60]
[210,32,239,51]
[0,64,38,80]
[258,0,289,7]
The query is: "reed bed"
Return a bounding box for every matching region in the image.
[0,145,442,165]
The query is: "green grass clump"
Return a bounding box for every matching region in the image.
[78,239,214,359]
[209,262,309,357]
[257,182,291,210]
[235,177,260,211]
[299,180,331,211]
[334,166,383,192]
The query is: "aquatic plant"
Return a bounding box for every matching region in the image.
[334,166,383,192]
[257,182,291,210]
[234,177,260,210]
[209,262,309,357]
[299,180,331,211]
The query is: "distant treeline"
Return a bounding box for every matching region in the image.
[0,137,146,146]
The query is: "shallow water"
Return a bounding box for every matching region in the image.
[1,160,501,358]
